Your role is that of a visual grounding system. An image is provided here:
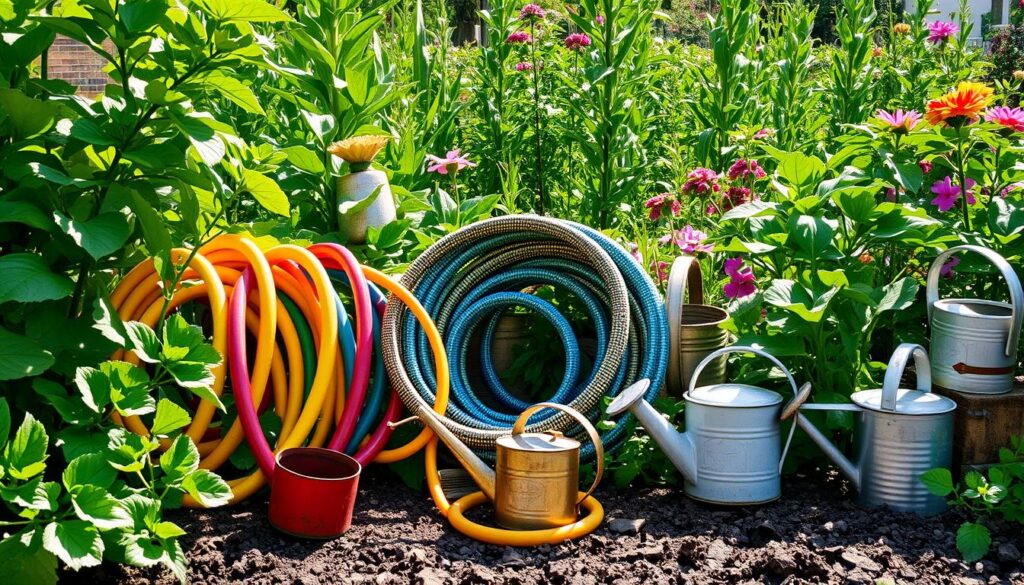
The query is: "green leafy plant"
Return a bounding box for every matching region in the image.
[922,437,1024,563]
[0,315,229,583]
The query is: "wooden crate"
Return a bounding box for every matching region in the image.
[933,385,1024,470]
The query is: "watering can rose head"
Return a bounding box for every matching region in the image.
[328,135,391,171]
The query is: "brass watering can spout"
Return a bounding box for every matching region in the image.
[405,402,497,501]
[607,379,698,484]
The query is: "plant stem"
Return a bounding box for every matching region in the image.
[529,20,546,215]
[956,127,972,232]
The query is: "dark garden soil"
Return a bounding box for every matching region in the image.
[74,468,1024,585]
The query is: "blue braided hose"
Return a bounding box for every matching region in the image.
[380,215,667,461]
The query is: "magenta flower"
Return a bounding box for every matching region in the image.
[886,187,898,202]
[520,3,545,19]
[723,186,755,210]
[564,33,591,51]
[515,61,533,71]
[672,225,713,254]
[650,259,669,283]
[682,167,721,195]
[507,31,532,44]
[753,128,774,140]
[670,199,681,216]
[727,159,767,182]
[919,160,933,174]
[723,258,757,299]
[984,106,1024,132]
[940,256,960,279]
[1002,183,1023,197]
[595,14,605,24]
[930,176,976,212]
[426,148,476,175]
[643,194,666,221]
[875,109,923,133]
[928,21,958,43]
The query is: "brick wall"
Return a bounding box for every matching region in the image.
[47,36,112,96]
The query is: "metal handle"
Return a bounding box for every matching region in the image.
[512,402,604,507]
[880,343,932,411]
[687,345,799,397]
[666,256,704,393]
[926,245,1024,357]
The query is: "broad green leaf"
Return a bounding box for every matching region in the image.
[241,169,290,217]
[787,214,836,258]
[0,88,58,138]
[0,254,74,303]
[197,0,291,22]
[282,145,325,173]
[129,192,172,258]
[62,453,116,491]
[833,188,877,224]
[3,478,59,513]
[92,294,129,347]
[919,467,955,496]
[71,485,132,529]
[0,199,52,230]
[0,536,58,585]
[42,520,103,571]
[120,533,164,567]
[339,185,384,216]
[4,413,48,480]
[203,72,265,115]
[154,521,186,539]
[102,361,154,417]
[152,399,191,436]
[53,212,131,260]
[106,429,150,473]
[0,326,55,380]
[300,110,335,140]
[168,112,224,167]
[956,522,991,563]
[69,118,118,146]
[720,200,778,220]
[181,469,231,507]
[159,434,199,482]
[73,367,111,413]
[125,321,161,363]
[161,315,220,365]
[0,398,9,451]
[121,0,167,31]
[875,277,918,314]
[763,280,838,323]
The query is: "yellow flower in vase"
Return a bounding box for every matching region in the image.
[328,135,391,171]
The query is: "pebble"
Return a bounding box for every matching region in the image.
[997,543,1020,564]
[416,568,446,585]
[501,548,525,567]
[706,539,732,563]
[824,520,848,533]
[608,517,646,535]
[841,551,883,573]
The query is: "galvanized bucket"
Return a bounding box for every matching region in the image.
[666,256,729,396]
[796,344,956,516]
[927,245,1023,395]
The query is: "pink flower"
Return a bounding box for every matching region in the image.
[515,61,533,71]
[426,148,477,175]
[928,21,958,43]
[753,128,774,140]
[650,259,669,283]
[875,109,923,133]
[643,194,666,221]
[940,256,960,279]
[507,31,532,44]
[706,203,719,215]
[682,167,721,195]
[671,225,713,254]
[520,3,545,19]
[565,33,591,51]
[886,187,898,202]
[595,14,605,24]
[727,159,767,182]
[984,106,1024,132]
[930,176,976,212]
[626,242,642,264]
[670,199,681,216]
[1002,183,1023,197]
[723,257,757,299]
[723,186,755,210]
[919,160,933,174]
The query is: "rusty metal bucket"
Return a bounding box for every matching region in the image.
[665,256,729,396]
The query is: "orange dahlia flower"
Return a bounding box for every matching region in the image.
[925,82,995,127]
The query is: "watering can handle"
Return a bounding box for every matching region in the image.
[926,245,1024,357]
[687,345,799,397]
[512,402,604,507]
[666,256,704,394]
[880,343,932,411]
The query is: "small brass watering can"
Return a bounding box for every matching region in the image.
[665,256,729,395]
[607,346,808,505]
[410,401,604,530]
[793,343,956,516]
[927,245,1023,395]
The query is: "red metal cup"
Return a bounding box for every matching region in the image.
[268,447,361,539]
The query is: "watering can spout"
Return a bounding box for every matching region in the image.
[794,412,861,490]
[409,402,497,501]
[607,379,698,484]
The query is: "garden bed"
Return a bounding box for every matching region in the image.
[87,469,1024,584]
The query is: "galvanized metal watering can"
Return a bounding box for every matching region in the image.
[607,347,808,505]
[927,245,1023,395]
[409,401,604,530]
[665,256,729,395]
[793,343,956,516]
